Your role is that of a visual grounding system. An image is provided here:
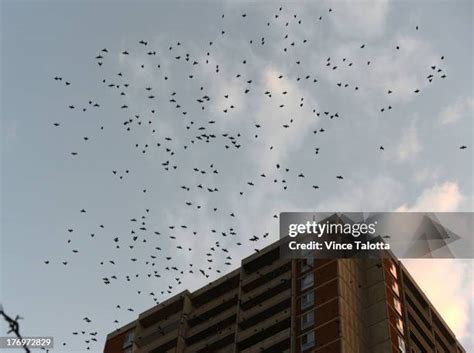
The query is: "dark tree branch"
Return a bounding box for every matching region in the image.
[0,305,31,353]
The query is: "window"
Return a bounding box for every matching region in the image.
[396,317,404,334]
[301,311,314,329]
[390,262,398,279]
[301,273,314,290]
[392,280,400,297]
[398,336,406,353]
[123,331,134,349]
[301,331,315,351]
[301,291,314,310]
[394,297,402,315]
[302,258,313,272]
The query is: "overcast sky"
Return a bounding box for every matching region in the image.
[1,0,473,352]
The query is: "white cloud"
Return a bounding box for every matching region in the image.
[316,175,404,211]
[395,123,421,162]
[254,66,319,171]
[402,259,473,341]
[330,0,390,39]
[439,96,474,125]
[413,167,441,184]
[397,181,463,212]
[370,34,439,102]
[303,32,442,124]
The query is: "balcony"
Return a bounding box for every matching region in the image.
[432,312,456,344]
[135,311,181,345]
[242,245,280,274]
[241,260,291,291]
[186,305,237,343]
[237,308,290,343]
[138,291,188,328]
[238,289,291,329]
[138,332,178,353]
[191,270,240,308]
[240,272,291,310]
[188,289,238,325]
[240,327,291,353]
[407,317,434,352]
[184,325,235,353]
[405,295,433,336]
[433,323,455,352]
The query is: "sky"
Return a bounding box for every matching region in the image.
[1,0,473,352]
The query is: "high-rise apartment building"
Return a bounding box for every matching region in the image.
[103,240,466,353]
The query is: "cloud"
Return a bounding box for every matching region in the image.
[439,96,474,125]
[330,0,390,39]
[396,181,463,212]
[369,34,440,103]
[402,259,473,341]
[394,123,421,162]
[316,174,404,211]
[253,66,319,171]
[413,167,441,184]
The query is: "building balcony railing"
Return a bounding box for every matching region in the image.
[135,311,182,345]
[405,299,434,341]
[186,305,237,340]
[184,325,235,353]
[239,327,291,353]
[407,319,435,352]
[241,259,291,291]
[188,289,238,325]
[239,289,291,324]
[135,331,178,353]
[433,323,455,352]
[240,272,291,309]
[237,308,291,343]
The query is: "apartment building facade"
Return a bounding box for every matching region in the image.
[104,241,466,353]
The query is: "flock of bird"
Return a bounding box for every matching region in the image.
[38,5,469,352]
